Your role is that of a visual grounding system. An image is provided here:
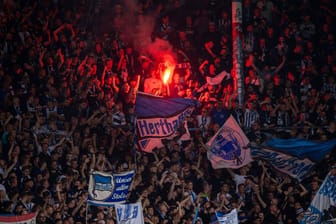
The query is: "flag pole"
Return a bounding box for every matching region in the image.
[232,0,244,109]
[132,75,141,172]
[85,203,89,224]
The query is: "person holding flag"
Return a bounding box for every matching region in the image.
[300,164,336,224]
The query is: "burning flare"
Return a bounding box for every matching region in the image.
[163,67,172,85]
[161,55,175,85]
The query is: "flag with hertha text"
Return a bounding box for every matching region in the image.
[135,92,198,152]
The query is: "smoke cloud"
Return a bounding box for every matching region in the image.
[118,1,176,64]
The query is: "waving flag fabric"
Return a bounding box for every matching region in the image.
[115,202,144,224]
[300,172,336,224]
[197,70,231,93]
[135,92,198,152]
[216,209,239,224]
[88,170,135,206]
[207,115,251,169]
[251,147,314,181]
[0,213,37,224]
[206,70,231,86]
[265,138,336,162]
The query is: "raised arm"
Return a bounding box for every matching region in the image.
[198,60,209,75]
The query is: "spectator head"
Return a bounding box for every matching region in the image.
[273,74,281,85]
[158,201,169,215]
[105,58,113,69]
[37,212,47,222]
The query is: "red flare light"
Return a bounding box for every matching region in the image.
[163,67,172,85]
[160,54,175,85]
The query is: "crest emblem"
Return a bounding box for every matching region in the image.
[211,126,244,165]
[89,172,115,201]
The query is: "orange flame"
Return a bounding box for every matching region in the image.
[163,67,172,85]
[161,55,175,85]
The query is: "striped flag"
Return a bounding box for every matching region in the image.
[0,213,37,224]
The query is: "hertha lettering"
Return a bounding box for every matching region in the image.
[137,107,193,138]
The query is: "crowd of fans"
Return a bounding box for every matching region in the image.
[0,0,336,223]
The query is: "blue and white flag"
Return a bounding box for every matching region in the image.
[135,92,198,152]
[216,209,239,224]
[207,115,251,169]
[87,170,135,206]
[300,172,336,224]
[251,147,314,181]
[265,138,336,162]
[115,202,144,224]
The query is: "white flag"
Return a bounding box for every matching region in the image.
[197,70,231,93]
[207,115,251,169]
[216,209,239,224]
[115,202,144,224]
[300,172,336,224]
[206,70,231,86]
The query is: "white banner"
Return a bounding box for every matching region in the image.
[115,202,144,224]
[216,209,239,224]
[87,170,135,206]
[300,172,336,224]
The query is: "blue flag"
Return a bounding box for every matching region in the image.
[265,138,336,161]
[300,171,336,224]
[87,170,135,206]
[135,92,198,152]
[251,147,314,181]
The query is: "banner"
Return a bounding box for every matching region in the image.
[216,209,239,224]
[251,147,314,181]
[300,172,336,224]
[88,170,135,206]
[115,202,144,224]
[207,115,251,169]
[265,138,336,161]
[0,213,37,224]
[135,92,197,152]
